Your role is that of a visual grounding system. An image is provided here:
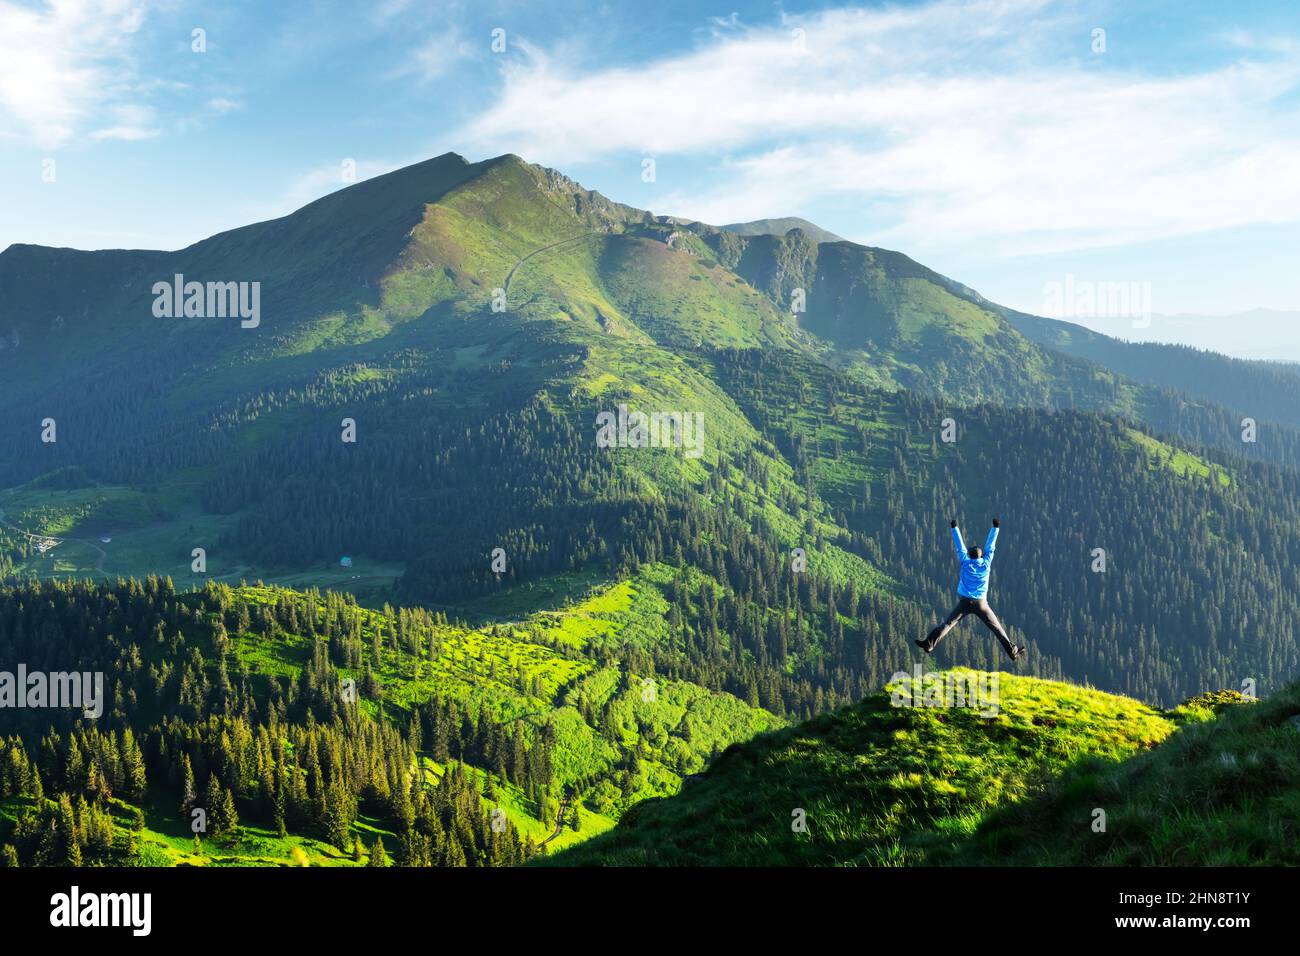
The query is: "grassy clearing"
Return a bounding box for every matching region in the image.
[1,485,404,601]
[1126,427,1232,486]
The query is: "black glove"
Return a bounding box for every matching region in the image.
[949,519,957,529]
[992,517,1000,528]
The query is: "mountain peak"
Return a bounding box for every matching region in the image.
[718,217,846,244]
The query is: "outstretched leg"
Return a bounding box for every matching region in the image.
[972,599,1019,660]
[919,599,968,653]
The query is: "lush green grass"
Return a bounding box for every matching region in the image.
[599,233,794,349]
[225,579,778,820]
[417,757,616,852]
[136,804,370,868]
[0,569,779,866]
[944,685,1300,865]
[545,670,1177,866]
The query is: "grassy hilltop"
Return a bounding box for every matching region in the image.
[549,671,1300,867]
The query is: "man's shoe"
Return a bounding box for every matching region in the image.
[1008,643,1026,662]
[915,638,934,654]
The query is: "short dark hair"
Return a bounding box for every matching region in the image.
[968,546,983,559]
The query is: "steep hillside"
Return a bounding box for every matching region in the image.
[4,150,1300,712]
[0,576,778,866]
[705,231,1300,468]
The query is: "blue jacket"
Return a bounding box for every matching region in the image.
[953,526,998,599]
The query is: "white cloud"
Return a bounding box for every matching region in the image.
[456,0,1300,255]
[391,27,474,83]
[0,0,150,149]
[208,97,244,114]
[88,101,159,140]
[88,124,159,141]
[370,0,416,23]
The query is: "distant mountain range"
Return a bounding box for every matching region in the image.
[1047,308,1300,363]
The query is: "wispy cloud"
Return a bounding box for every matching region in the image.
[207,96,244,115]
[88,101,160,140]
[88,124,159,141]
[0,0,149,149]
[457,0,1300,255]
[390,27,475,83]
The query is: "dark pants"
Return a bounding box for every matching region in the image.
[924,596,1017,659]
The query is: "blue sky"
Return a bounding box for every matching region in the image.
[3,0,1300,324]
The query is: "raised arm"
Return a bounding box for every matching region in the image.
[984,519,1000,563]
[950,521,966,562]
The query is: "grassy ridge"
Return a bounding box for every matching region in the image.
[546,670,1180,866]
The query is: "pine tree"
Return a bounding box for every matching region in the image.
[122,729,147,801]
[65,736,84,792]
[203,775,225,835]
[221,785,239,835]
[58,796,82,867]
[273,780,287,838]
[179,754,197,818]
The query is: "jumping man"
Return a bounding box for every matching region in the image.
[916,517,1025,662]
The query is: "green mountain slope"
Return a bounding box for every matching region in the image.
[3,149,1300,716]
[549,671,1300,866]
[6,150,1297,473]
[0,575,777,866]
[4,151,1300,870]
[1003,306,1300,432]
[704,346,1300,704]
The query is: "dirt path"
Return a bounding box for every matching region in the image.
[540,794,570,847]
[503,232,604,301]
